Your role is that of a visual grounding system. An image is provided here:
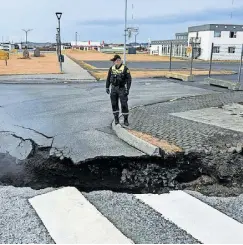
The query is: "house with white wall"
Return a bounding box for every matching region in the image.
[188,24,243,60]
[0,43,15,51]
[150,33,188,57]
[71,41,104,51]
[150,24,243,60]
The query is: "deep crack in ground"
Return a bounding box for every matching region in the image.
[1,139,243,197]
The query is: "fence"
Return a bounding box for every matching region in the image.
[208,43,243,83]
[150,41,209,76]
[149,41,243,81]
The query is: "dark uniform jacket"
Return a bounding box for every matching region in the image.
[106,64,132,91]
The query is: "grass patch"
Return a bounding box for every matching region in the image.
[91,69,236,80]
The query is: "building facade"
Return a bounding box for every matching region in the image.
[71,41,104,51]
[0,43,15,51]
[150,24,243,60]
[188,24,243,60]
[150,32,188,57]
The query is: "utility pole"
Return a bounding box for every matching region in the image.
[56,29,60,55]
[22,29,33,48]
[135,31,139,48]
[124,0,127,65]
[75,32,78,48]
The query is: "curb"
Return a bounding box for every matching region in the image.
[112,120,162,157]
[0,80,96,85]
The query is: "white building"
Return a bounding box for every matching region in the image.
[188,24,243,60]
[150,33,188,57]
[0,43,15,51]
[150,24,243,61]
[71,41,104,51]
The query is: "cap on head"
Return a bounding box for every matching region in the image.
[110,54,121,62]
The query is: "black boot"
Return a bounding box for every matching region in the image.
[114,114,120,125]
[124,115,129,126]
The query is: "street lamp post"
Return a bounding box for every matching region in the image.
[75,32,78,48]
[56,28,60,55]
[124,0,127,65]
[56,12,63,72]
[22,29,33,48]
[135,31,139,48]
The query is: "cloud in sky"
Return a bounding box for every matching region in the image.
[0,0,242,43]
[79,6,243,26]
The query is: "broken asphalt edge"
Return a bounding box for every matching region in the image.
[112,120,162,157]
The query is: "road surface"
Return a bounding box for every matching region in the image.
[1,78,243,244]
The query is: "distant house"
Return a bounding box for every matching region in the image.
[61,43,72,50]
[0,43,15,51]
[71,41,104,51]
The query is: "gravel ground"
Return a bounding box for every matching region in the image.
[0,186,55,244]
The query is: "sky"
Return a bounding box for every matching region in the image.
[1,0,243,43]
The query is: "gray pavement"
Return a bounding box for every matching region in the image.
[86,60,240,72]
[1,78,243,243]
[128,91,243,152]
[0,79,213,162]
[87,60,241,83]
[62,55,94,80]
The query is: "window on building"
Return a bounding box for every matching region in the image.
[228,46,236,53]
[214,31,221,37]
[213,46,220,53]
[230,31,237,38]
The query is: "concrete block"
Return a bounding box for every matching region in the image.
[165,72,195,82]
[205,77,243,91]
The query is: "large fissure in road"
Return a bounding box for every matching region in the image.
[1,141,243,197]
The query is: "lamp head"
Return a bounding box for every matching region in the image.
[56,12,62,20]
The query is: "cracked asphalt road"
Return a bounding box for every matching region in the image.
[0,79,214,162]
[0,78,230,243]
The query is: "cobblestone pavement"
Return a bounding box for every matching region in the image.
[129,91,243,153]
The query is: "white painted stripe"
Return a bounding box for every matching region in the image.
[135,191,243,244]
[29,187,133,244]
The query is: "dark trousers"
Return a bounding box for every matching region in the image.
[110,86,129,116]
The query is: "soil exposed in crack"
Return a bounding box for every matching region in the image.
[1,140,243,197]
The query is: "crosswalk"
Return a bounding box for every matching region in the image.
[28,187,243,244]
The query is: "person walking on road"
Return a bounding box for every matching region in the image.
[106,54,132,126]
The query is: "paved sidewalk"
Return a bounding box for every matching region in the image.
[119,91,243,154]
[62,55,94,80]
